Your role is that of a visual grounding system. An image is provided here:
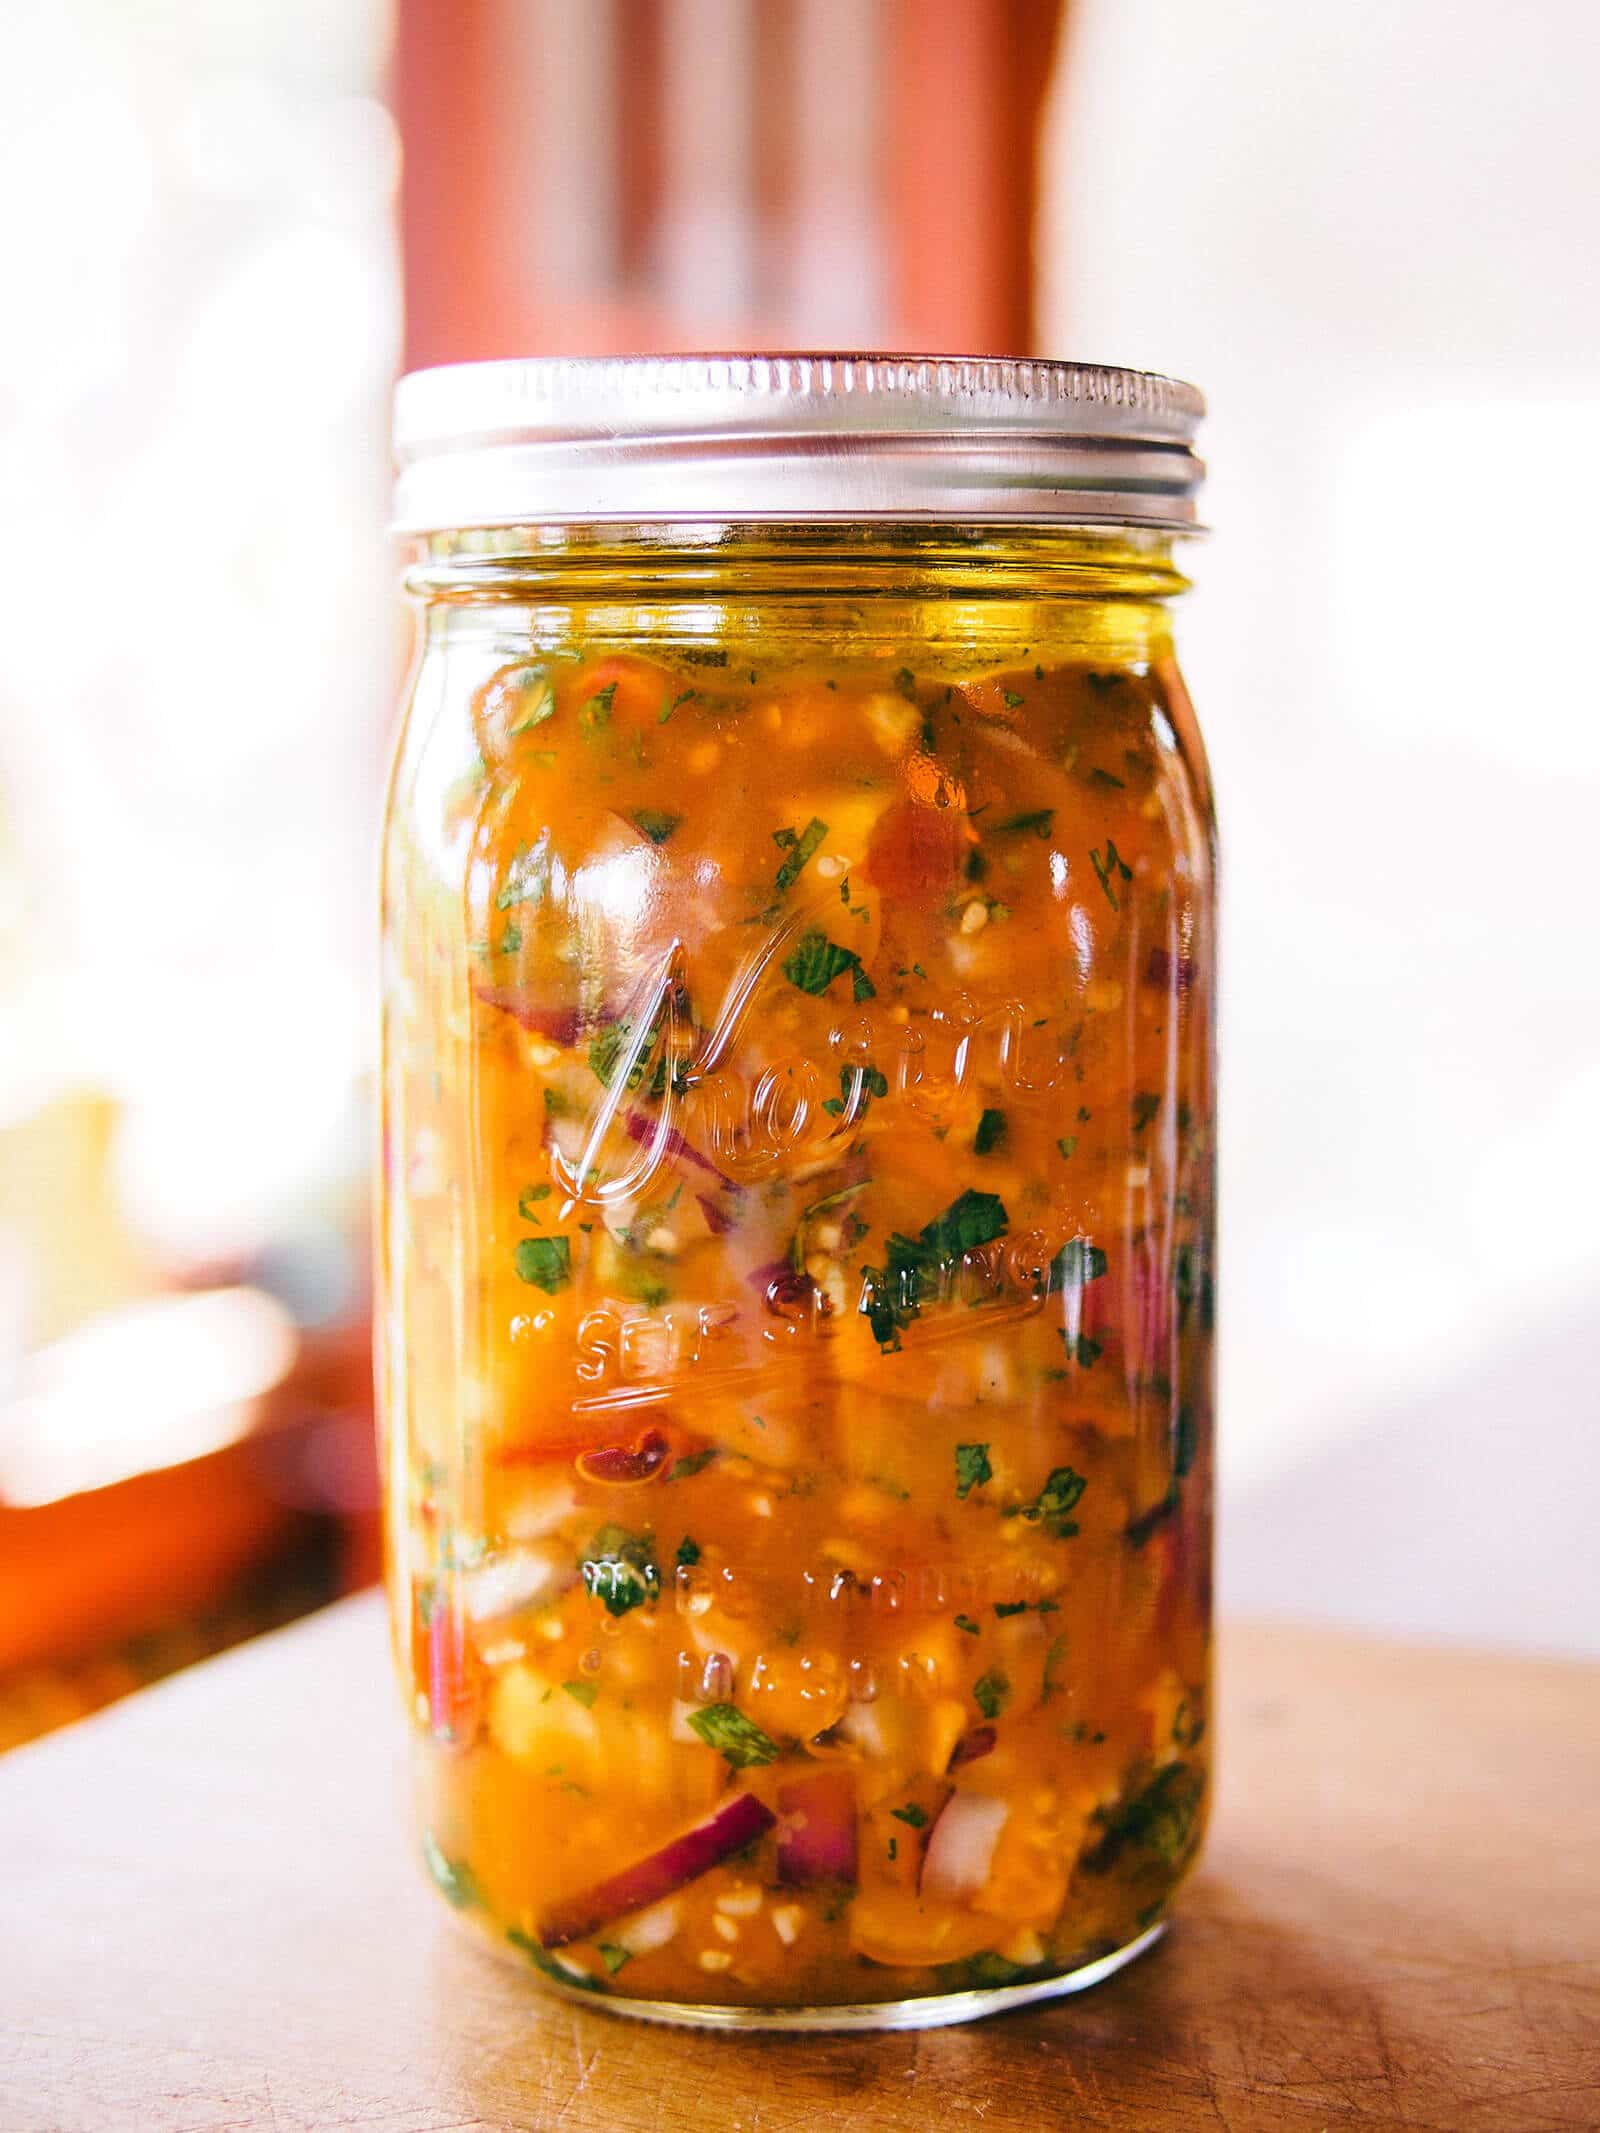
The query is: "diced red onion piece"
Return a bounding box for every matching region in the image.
[776,1771,858,1887]
[471,984,584,1044]
[696,1192,737,1236]
[920,1791,1009,1902]
[574,1428,672,1487]
[946,1725,997,1772]
[620,1107,732,1184]
[1145,945,1196,994]
[539,1791,777,1948]
[747,1260,819,1315]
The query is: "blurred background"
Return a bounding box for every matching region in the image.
[1,0,1595,1747]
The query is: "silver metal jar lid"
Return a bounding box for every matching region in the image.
[391,354,1205,534]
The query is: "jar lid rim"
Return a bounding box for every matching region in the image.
[391,353,1206,534]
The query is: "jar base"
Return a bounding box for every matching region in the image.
[503,1919,1166,2032]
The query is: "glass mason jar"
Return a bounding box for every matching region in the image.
[380,357,1215,2029]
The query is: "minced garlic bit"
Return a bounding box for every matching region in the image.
[644,1225,680,1254]
[687,741,721,774]
[712,1914,740,1943]
[862,691,921,755]
[770,1905,804,1946]
[697,1949,734,1973]
[814,852,847,879]
[960,898,989,935]
[715,1886,763,1918]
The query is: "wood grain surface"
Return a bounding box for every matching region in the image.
[1,1595,1595,2133]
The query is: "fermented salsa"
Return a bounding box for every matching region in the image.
[382,589,1215,2016]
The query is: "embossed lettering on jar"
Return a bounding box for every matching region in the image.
[380,356,1217,2029]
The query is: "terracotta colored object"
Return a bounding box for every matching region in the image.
[3,1600,1596,2126]
[0,1446,303,1677]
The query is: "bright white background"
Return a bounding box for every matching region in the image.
[1040,0,1600,1653]
[0,0,396,1284]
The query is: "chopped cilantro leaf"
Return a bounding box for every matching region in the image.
[630,808,682,844]
[686,1702,780,1768]
[496,838,551,911]
[1066,1333,1102,1368]
[782,929,871,999]
[974,1107,1007,1155]
[658,688,695,724]
[421,1831,482,1909]
[597,1942,632,1974]
[562,1679,599,1709]
[1051,1238,1108,1291]
[915,1189,1007,1263]
[1089,839,1134,910]
[1175,1246,1215,1332]
[1003,690,1025,709]
[579,681,617,731]
[506,1928,607,1989]
[1006,1465,1087,1538]
[1131,1091,1161,1133]
[973,1669,1011,1720]
[514,1235,571,1293]
[995,809,1053,838]
[862,1190,1010,1348]
[579,1524,659,1616]
[1083,1763,1205,1872]
[669,1447,718,1481]
[773,817,828,896]
[588,1014,660,1091]
[518,1184,552,1218]
[1056,1135,1078,1160]
[953,1613,981,1636]
[1173,1407,1198,1478]
[675,1534,701,1567]
[840,1063,888,1103]
[955,1442,993,1500]
[890,1802,929,1828]
[508,670,555,734]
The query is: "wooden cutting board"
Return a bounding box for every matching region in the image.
[1,1595,1595,2132]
